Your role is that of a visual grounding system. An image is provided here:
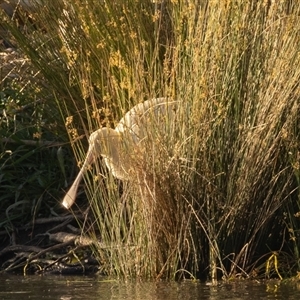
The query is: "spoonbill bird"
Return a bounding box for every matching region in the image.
[62,97,177,209]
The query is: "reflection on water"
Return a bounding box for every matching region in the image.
[0,274,300,300]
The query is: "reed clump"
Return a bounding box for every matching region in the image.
[2,0,300,280]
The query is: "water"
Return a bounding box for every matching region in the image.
[0,274,300,299]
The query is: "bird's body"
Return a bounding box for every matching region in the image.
[62,97,177,209]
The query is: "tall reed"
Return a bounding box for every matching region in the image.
[2,0,299,279]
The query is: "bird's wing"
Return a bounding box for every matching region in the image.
[115,97,176,143]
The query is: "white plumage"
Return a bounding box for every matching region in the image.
[62,97,177,209]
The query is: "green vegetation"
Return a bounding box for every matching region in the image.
[1,0,300,280]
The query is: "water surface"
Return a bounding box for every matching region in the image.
[0,274,300,299]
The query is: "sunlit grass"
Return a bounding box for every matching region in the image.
[1,0,300,280]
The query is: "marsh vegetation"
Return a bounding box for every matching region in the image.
[0,0,300,281]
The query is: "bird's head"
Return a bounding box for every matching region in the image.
[88,128,122,159]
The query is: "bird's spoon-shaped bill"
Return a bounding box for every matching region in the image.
[62,146,95,209]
